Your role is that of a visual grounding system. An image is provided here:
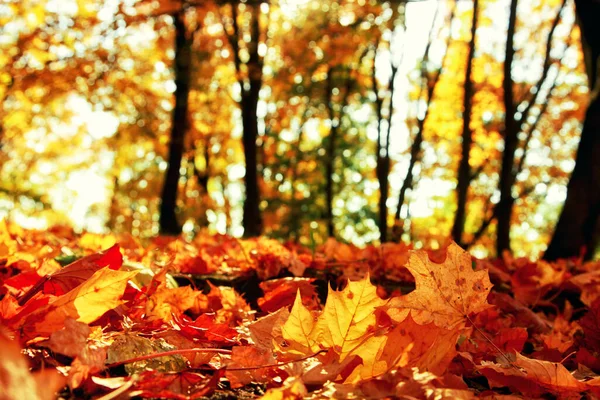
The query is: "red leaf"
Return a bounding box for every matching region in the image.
[132,370,220,399]
[580,298,600,353]
[18,244,122,305]
[173,313,238,345]
[258,277,318,313]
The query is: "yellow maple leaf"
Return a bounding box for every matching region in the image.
[310,274,388,360]
[387,242,492,328]
[280,291,316,356]
[22,267,137,339]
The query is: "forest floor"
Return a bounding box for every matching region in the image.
[1,222,600,399]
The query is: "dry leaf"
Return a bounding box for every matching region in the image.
[310,274,388,359]
[21,267,137,339]
[477,352,588,398]
[387,242,492,328]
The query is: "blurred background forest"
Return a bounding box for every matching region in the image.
[0,0,598,260]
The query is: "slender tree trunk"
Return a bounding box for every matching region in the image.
[451,0,479,247]
[233,4,263,238]
[465,0,566,250]
[395,1,453,225]
[395,129,424,221]
[495,0,519,256]
[324,66,338,238]
[373,46,397,243]
[159,9,192,235]
[545,0,600,260]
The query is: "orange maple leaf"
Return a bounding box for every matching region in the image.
[386,242,492,328]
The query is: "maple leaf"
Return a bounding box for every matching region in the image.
[580,298,600,353]
[145,284,200,322]
[280,291,317,356]
[248,307,289,352]
[21,267,137,339]
[386,242,492,328]
[569,269,600,306]
[343,314,460,383]
[127,370,220,399]
[310,274,388,359]
[477,351,588,397]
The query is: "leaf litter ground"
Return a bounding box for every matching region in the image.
[1,223,600,399]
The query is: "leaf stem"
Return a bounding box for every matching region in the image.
[227,349,327,371]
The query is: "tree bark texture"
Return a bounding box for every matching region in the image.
[159,10,192,235]
[544,0,600,260]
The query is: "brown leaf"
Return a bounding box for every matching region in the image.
[47,318,90,358]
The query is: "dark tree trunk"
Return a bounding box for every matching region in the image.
[324,66,338,238]
[193,140,210,192]
[544,0,600,260]
[227,3,263,238]
[495,0,519,256]
[395,129,424,222]
[240,72,262,238]
[159,9,192,235]
[465,0,566,250]
[451,0,478,247]
[374,46,397,243]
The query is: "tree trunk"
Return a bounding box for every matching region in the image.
[465,0,566,250]
[159,9,192,235]
[395,1,453,226]
[324,66,338,238]
[544,0,600,260]
[495,0,519,256]
[239,5,263,238]
[374,46,397,243]
[451,0,479,247]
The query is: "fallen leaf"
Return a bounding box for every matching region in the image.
[107,334,187,374]
[280,291,317,356]
[477,351,588,398]
[387,242,492,328]
[310,274,388,359]
[46,318,90,358]
[259,377,307,399]
[225,345,279,388]
[19,244,123,305]
[21,267,137,339]
[258,277,318,313]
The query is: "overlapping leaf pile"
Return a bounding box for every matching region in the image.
[1,221,600,399]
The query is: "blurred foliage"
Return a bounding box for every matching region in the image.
[0,0,589,258]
